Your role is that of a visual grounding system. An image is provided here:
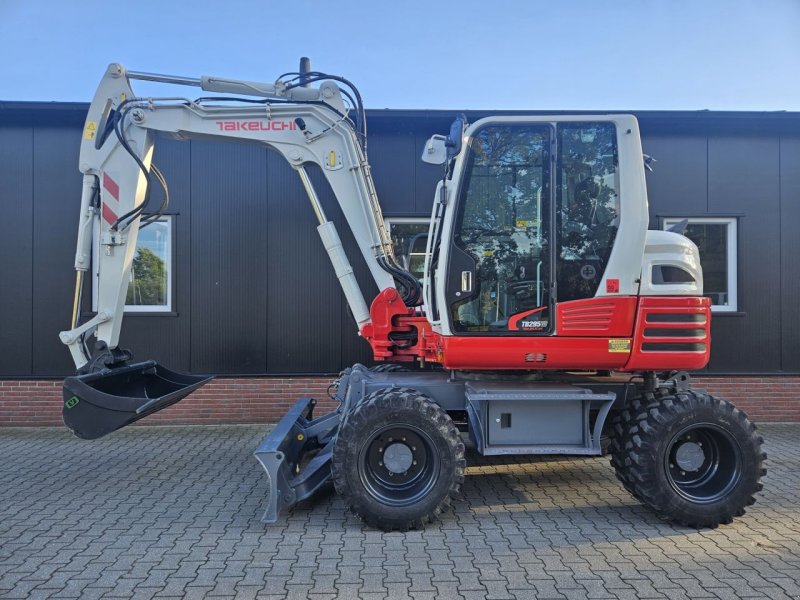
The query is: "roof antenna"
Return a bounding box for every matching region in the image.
[299,57,311,87]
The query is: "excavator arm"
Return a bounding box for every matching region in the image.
[59,62,427,444]
[61,62,411,371]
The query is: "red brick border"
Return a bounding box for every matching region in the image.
[0,375,797,427]
[696,377,800,422]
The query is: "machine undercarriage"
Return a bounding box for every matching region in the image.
[249,364,764,530]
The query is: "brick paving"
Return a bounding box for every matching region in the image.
[0,423,798,599]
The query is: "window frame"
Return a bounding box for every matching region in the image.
[662,216,738,313]
[92,215,175,314]
[385,217,430,280]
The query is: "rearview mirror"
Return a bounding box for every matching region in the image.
[445,114,467,160]
[421,135,447,165]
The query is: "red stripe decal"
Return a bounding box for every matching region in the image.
[102,172,119,200]
[102,203,117,225]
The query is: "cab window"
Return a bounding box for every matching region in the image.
[556,122,620,302]
[451,124,552,333]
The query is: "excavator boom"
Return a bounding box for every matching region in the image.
[60,62,423,441]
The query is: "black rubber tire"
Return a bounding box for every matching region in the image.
[608,396,652,499]
[614,391,766,528]
[332,387,465,531]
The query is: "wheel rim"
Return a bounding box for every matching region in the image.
[358,424,440,507]
[664,423,742,504]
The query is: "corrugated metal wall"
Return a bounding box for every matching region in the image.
[640,117,800,373]
[1,105,798,376]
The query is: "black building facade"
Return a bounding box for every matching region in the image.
[1,103,799,378]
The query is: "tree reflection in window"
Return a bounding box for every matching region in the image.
[126,218,171,310]
[556,123,619,302]
[452,125,551,332]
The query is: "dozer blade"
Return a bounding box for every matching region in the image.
[254,397,340,523]
[62,360,213,440]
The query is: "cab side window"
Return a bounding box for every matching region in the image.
[556,123,620,302]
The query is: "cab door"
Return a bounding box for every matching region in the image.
[446,123,554,334]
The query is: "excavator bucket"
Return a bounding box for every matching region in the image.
[62,360,212,440]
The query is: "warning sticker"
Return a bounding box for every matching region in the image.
[83,120,97,140]
[608,339,631,353]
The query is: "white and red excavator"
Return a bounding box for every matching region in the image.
[59,60,764,530]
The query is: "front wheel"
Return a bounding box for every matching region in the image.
[614,391,765,527]
[331,387,465,530]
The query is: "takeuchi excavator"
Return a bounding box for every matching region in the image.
[60,60,765,531]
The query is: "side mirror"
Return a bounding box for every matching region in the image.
[421,135,448,165]
[445,114,467,160]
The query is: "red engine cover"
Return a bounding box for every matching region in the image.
[361,292,711,373]
[624,296,711,371]
[556,297,637,337]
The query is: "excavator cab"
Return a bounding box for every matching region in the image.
[62,360,212,440]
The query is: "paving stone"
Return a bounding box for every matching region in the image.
[0,423,797,600]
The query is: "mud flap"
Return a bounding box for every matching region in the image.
[62,360,213,440]
[254,397,340,523]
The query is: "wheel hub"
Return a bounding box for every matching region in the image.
[665,423,743,504]
[675,441,705,472]
[358,425,440,507]
[383,442,413,474]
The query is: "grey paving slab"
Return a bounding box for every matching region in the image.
[0,423,798,600]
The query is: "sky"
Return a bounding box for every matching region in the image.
[1,0,799,111]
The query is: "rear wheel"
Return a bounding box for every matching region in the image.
[613,391,765,527]
[332,387,465,530]
[608,398,648,498]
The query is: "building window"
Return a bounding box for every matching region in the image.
[386,218,429,281]
[93,216,174,313]
[662,217,737,312]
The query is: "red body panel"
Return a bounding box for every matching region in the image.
[624,296,711,371]
[440,336,631,370]
[555,297,637,337]
[360,292,712,373]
